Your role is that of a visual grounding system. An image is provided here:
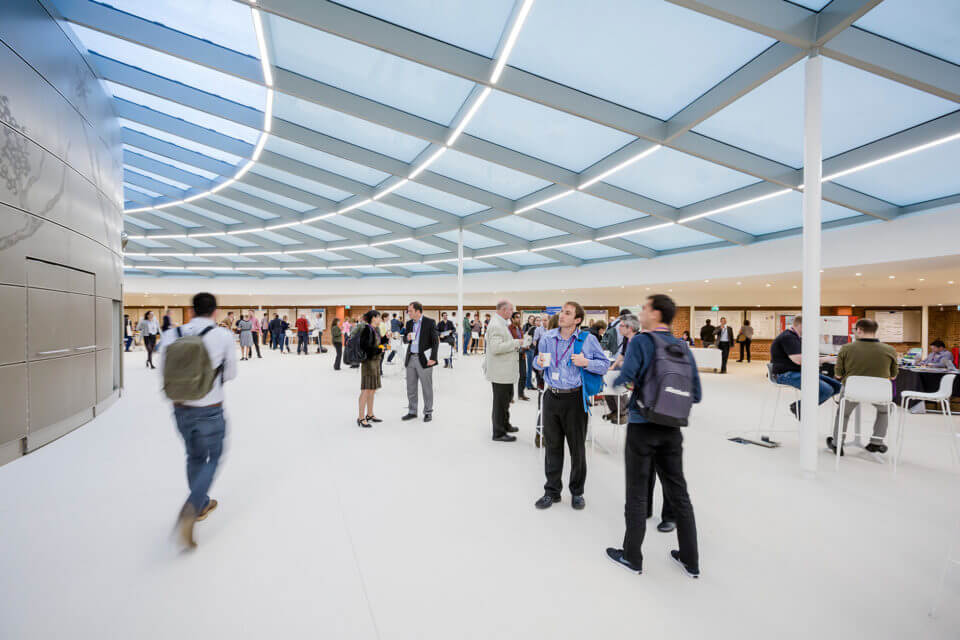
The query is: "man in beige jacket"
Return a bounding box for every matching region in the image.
[484,299,521,442]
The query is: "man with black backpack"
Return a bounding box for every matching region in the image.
[159,292,237,549]
[606,294,702,579]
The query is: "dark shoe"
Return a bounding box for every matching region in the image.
[606,548,642,574]
[865,442,888,454]
[505,425,519,433]
[175,503,198,549]
[571,495,585,510]
[519,395,530,401]
[534,432,542,448]
[535,494,559,509]
[196,499,218,521]
[736,359,743,363]
[826,436,844,456]
[357,418,371,428]
[789,401,801,421]
[401,413,417,421]
[657,520,676,533]
[423,414,432,423]
[365,415,383,423]
[670,550,699,578]
[492,434,517,442]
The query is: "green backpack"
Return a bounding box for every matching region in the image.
[162,326,223,402]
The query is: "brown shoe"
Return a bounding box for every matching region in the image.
[196,499,218,521]
[175,503,198,549]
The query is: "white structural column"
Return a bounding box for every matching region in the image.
[457,228,464,342]
[800,52,823,476]
[921,305,929,358]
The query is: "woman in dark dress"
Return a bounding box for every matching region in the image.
[356,310,383,428]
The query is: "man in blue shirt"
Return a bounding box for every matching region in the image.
[532,302,610,511]
[606,294,702,579]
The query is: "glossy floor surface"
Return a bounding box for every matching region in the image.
[1,347,958,639]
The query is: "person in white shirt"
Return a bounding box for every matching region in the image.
[715,317,735,374]
[136,311,160,369]
[158,292,238,549]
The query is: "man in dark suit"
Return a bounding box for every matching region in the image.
[268,314,282,350]
[401,301,439,422]
[437,311,456,368]
[715,316,735,373]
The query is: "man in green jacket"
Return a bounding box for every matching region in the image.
[829,317,898,455]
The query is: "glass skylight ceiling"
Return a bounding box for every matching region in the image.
[54,0,960,279]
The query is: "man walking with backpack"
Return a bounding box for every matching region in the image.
[531,301,609,510]
[159,292,237,549]
[606,294,702,578]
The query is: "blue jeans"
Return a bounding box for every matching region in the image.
[124,336,133,351]
[463,332,470,354]
[174,405,226,512]
[776,371,842,405]
[525,350,537,389]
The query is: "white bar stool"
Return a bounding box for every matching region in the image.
[895,373,958,475]
[833,376,896,470]
[758,362,800,444]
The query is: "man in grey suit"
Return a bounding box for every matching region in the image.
[401,301,439,422]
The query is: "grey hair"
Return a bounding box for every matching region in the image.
[496,299,512,311]
[620,314,641,333]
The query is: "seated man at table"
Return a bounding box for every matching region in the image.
[918,340,958,370]
[828,318,898,455]
[770,315,841,420]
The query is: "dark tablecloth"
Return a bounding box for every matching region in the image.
[893,369,960,404]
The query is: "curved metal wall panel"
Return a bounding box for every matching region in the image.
[0,0,123,465]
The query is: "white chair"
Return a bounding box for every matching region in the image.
[895,374,958,475]
[833,376,896,470]
[756,363,800,444]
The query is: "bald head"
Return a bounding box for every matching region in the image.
[496,299,513,319]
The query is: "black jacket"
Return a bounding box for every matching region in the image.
[404,316,439,367]
[700,324,716,342]
[268,318,282,334]
[714,324,735,344]
[437,319,456,345]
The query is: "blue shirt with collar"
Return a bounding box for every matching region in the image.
[533,328,610,389]
[613,329,702,424]
[410,317,422,354]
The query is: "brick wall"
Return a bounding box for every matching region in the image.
[673,306,691,339]
[930,309,960,347]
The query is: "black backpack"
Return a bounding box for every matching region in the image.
[344,324,371,365]
[632,332,696,427]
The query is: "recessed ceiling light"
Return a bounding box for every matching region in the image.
[855,273,862,276]
[704,279,710,283]
[668,289,673,292]
[620,285,625,288]
[819,269,824,273]
[792,285,797,289]
[736,281,742,285]
[765,283,772,287]
[919,278,925,281]
[949,281,955,285]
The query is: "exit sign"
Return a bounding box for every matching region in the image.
[711,306,719,311]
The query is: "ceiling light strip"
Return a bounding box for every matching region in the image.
[490,0,536,84]
[515,189,574,214]
[579,145,662,190]
[447,87,492,146]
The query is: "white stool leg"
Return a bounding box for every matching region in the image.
[943,400,958,468]
[835,398,845,470]
[768,386,782,438]
[895,398,907,476]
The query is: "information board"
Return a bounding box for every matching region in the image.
[693,310,719,336]
[747,311,777,339]
[871,311,904,342]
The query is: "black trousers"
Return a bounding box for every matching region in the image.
[251,331,261,357]
[143,334,157,365]
[491,382,513,438]
[542,389,588,498]
[623,423,698,571]
[333,342,342,370]
[718,341,731,372]
[297,331,308,354]
[738,339,751,362]
[517,352,527,398]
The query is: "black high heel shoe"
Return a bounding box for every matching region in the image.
[356,418,371,428]
[365,415,383,423]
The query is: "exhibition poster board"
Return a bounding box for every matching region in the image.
[748,311,777,339]
[819,316,852,354]
[585,309,608,325]
[693,310,719,334]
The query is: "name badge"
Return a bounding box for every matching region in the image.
[551,370,560,382]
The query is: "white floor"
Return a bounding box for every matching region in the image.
[1,347,958,639]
